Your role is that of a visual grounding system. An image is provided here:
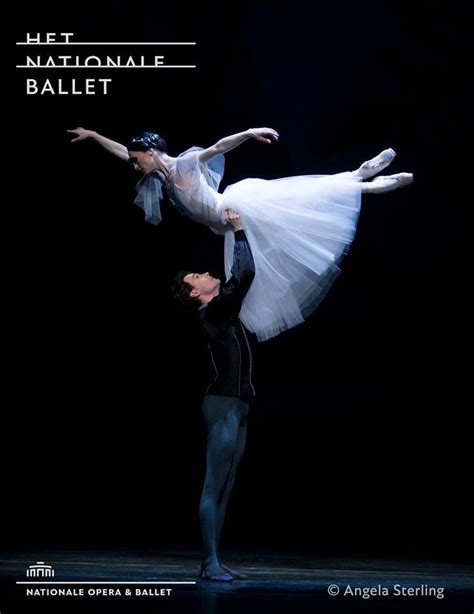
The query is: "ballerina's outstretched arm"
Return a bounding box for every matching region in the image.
[198,127,279,163]
[68,127,171,178]
[67,127,129,160]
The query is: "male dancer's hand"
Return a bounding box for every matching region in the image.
[224,209,243,231]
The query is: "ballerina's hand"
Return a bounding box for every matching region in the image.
[248,127,279,144]
[67,127,94,142]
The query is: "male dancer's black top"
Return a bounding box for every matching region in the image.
[198,230,256,402]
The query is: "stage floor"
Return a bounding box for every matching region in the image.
[1,549,473,612]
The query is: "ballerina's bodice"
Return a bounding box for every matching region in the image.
[164,149,228,235]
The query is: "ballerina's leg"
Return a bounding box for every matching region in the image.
[352,148,397,179]
[361,173,414,194]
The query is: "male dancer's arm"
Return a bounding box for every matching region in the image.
[211,210,255,316]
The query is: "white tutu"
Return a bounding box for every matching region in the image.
[168,149,362,341]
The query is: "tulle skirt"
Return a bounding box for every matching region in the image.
[219,172,363,341]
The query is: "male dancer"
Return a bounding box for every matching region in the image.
[172,209,255,581]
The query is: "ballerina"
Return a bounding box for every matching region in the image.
[68,126,413,341]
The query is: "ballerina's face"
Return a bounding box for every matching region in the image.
[128,149,155,174]
[184,272,221,300]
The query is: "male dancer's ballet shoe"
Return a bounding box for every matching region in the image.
[199,562,234,582]
[368,172,414,193]
[355,148,397,179]
[221,564,247,579]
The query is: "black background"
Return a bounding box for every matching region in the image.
[7,1,471,562]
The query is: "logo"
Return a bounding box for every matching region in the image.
[26,562,55,578]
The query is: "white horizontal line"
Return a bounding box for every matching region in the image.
[16,42,196,46]
[16,66,197,69]
[16,581,196,584]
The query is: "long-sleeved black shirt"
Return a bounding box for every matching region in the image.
[198,230,257,402]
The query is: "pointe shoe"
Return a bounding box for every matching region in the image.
[368,172,414,193]
[199,562,234,582]
[356,148,397,179]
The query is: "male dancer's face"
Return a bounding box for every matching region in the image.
[184,272,221,301]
